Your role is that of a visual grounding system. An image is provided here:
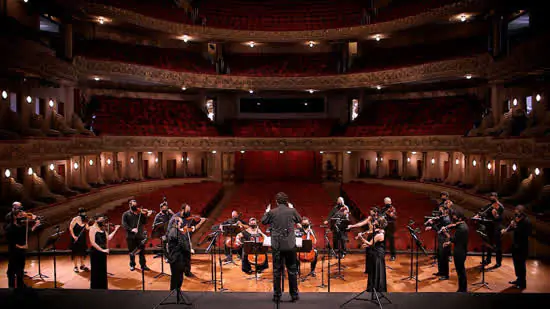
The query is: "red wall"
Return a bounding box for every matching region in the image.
[235,151,321,181]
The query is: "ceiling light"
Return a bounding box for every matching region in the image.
[1,90,7,100]
[536,94,541,102]
[73,162,79,170]
[411,152,417,154]
[49,99,54,107]
[107,158,112,165]
[465,74,472,79]
[249,90,254,94]
[49,164,55,171]
[4,169,10,178]
[27,167,33,176]
[26,96,32,103]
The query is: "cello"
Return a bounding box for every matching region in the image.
[246,233,268,266]
[298,227,317,263]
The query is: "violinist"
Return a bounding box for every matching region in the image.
[324,197,350,258]
[222,210,248,264]
[347,207,379,274]
[437,191,450,211]
[122,199,154,271]
[501,205,531,289]
[5,202,41,289]
[381,197,397,261]
[166,214,192,292]
[474,192,503,268]
[358,217,387,292]
[89,214,120,289]
[168,203,207,278]
[425,199,453,280]
[152,201,174,238]
[297,217,318,277]
[236,217,269,275]
[69,208,92,273]
[442,209,469,293]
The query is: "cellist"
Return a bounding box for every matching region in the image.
[236,217,269,274]
[297,217,318,277]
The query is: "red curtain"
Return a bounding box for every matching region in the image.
[235,151,320,181]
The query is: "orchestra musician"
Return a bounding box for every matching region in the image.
[236,217,269,274]
[89,214,120,289]
[5,202,41,289]
[358,217,388,292]
[442,209,469,292]
[297,217,318,277]
[425,199,453,280]
[381,197,397,261]
[474,192,503,268]
[222,210,248,263]
[122,199,154,271]
[324,197,350,258]
[438,191,450,211]
[152,201,174,238]
[168,203,207,277]
[69,208,92,273]
[347,207,379,273]
[166,213,194,292]
[261,192,302,303]
[501,205,532,289]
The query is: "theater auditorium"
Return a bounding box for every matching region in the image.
[1,0,550,308]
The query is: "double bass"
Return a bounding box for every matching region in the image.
[297,228,317,263]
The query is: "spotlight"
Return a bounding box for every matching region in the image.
[535,168,541,176]
[107,158,112,165]
[27,168,33,176]
[49,99,54,107]
[26,96,32,103]
[73,162,79,170]
[1,90,7,100]
[49,164,55,171]
[89,159,94,166]
[130,157,134,164]
[4,169,10,178]
[472,160,477,167]
[512,163,517,171]
[536,94,541,102]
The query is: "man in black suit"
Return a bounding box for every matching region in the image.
[261,192,302,303]
[443,209,469,292]
[501,205,531,289]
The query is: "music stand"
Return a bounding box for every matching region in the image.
[152,221,170,279]
[152,288,192,309]
[31,226,49,280]
[402,221,418,281]
[407,225,428,293]
[340,287,391,309]
[317,227,329,289]
[472,229,493,290]
[221,224,241,266]
[43,226,64,289]
[330,217,348,280]
[202,230,221,290]
[297,239,313,282]
[243,240,269,282]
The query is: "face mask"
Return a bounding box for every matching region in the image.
[131,205,138,211]
[97,221,105,227]
[250,224,257,229]
[385,204,391,207]
[302,224,309,229]
[79,213,87,219]
[514,213,522,218]
[183,211,191,218]
[162,209,168,214]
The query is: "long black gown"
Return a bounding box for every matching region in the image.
[70,222,88,258]
[90,230,108,289]
[367,231,387,292]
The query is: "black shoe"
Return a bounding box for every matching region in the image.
[439,276,450,281]
[185,272,196,278]
[310,271,316,277]
[291,295,299,302]
[130,266,136,271]
[493,263,501,269]
[142,266,151,271]
[433,272,442,276]
[509,280,518,285]
[272,296,281,303]
[481,260,491,265]
[73,267,79,273]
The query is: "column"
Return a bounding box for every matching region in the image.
[158,152,165,179]
[376,152,382,178]
[401,151,408,179]
[137,152,144,180]
[113,152,120,180]
[212,151,222,182]
[96,154,104,184]
[125,153,132,179]
[491,84,504,125]
[445,151,454,183]
[494,158,501,190]
[463,154,470,184]
[182,152,188,177]
[421,152,428,180]
[79,155,89,188]
[342,151,351,183]
[64,23,73,59]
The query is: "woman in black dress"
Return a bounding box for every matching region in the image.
[361,217,387,292]
[69,208,91,272]
[89,214,120,289]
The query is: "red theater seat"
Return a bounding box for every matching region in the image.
[231,119,336,137]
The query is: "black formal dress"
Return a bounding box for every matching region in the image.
[433,215,451,277]
[5,218,27,289]
[327,205,349,256]
[261,204,302,299]
[70,222,88,258]
[364,232,374,274]
[90,230,108,289]
[450,222,469,292]
[511,217,532,288]
[367,231,387,292]
[484,204,504,265]
[166,225,191,291]
[167,214,197,276]
[122,210,149,268]
[381,205,396,258]
[240,230,269,273]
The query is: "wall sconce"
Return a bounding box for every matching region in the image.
[455,158,459,165]
[513,98,518,106]
[181,157,185,162]
[380,157,383,162]
[186,157,190,162]
[89,159,94,166]
[73,162,79,170]
[4,169,10,178]
[48,99,54,108]
[1,90,7,100]
[280,151,284,154]
[536,94,542,102]
[147,152,152,155]
[155,158,159,163]
[241,150,246,154]
[431,158,435,165]
[212,150,217,154]
[130,157,135,164]
[512,163,517,172]
[472,160,477,167]
[375,157,378,161]
[319,151,323,154]
[407,157,411,163]
[346,151,351,154]
[107,158,112,165]
[26,96,32,104]
[27,167,33,175]
[535,168,541,176]
[411,152,417,154]
[49,164,55,171]
[487,162,492,170]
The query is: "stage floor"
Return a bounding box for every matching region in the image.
[1,253,549,293]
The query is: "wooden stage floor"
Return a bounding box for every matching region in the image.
[1,253,549,293]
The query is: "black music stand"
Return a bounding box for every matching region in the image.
[317,228,329,289]
[243,241,269,282]
[31,227,49,280]
[152,221,170,279]
[340,287,391,309]
[43,226,64,289]
[130,232,149,291]
[297,239,313,282]
[329,217,348,280]
[407,225,428,293]
[202,230,221,290]
[152,288,192,309]
[472,229,493,290]
[402,221,419,281]
[221,224,241,266]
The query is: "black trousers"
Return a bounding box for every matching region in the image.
[182,250,192,275]
[242,253,269,273]
[385,222,396,257]
[224,244,239,260]
[437,240,451,276]
[297,249,318,273]
[7,250,26,289]
[512,247,528,288]
[332,232,347,256]
[170,260,185,291]
[272,250,299,297]
[453,253,467,292]
[127,237,147,268]
[486,229,502,264]
[90,249,108,289]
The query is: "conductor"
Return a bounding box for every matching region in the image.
[261,192,302,303]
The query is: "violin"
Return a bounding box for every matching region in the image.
[136,207,156,215]
[298,227,317,263]
[438,223,458,234]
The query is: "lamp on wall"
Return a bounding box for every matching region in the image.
[347,151,352,154]
[4,169,10,178]
[73,162,79,170]
[26,96,32,103]
[411,152,417,154]
[407,157,411,163]
[107,158,112,165]
[49,99,54,108]
[472,160,477,167]
[155,158,159,163]
[319,151,324,154]
[487,162,492,170]
[455,158,459,165]
[513,98,518,106]
[130,157,134,164]
[89,159,94,166]
[431,158,435,165]
[27,167,33,175]
[49,164,55,171]
[512,163,517,172]
[1,90,8,100]
[212,150,217,154]
[241,150,245,154]
[280,151,284,154]
[536,94,542,102]
[535,168,541,176]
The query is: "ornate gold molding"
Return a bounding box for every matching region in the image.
[83,0,489,42]
[74,55,488,90]
[0,135,547,166]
